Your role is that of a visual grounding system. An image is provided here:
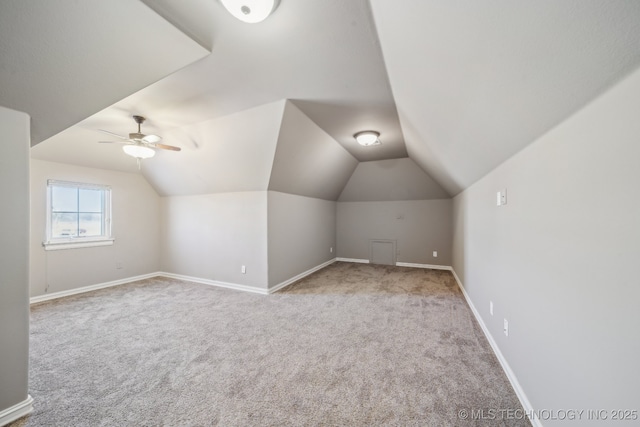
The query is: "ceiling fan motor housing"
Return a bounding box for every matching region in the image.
[132,115,146,125]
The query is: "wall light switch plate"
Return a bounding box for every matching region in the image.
[241,265,246,274]
[433,251,438,257]
[490,301,494,316]
[503,318,509,336]
[330,247,333,253]
[497,189,507,206]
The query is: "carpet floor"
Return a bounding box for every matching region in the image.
[10,262,529,426]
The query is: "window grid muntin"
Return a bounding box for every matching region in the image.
[46,180,111,244]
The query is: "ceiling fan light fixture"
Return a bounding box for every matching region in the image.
[123,144,156,159]
[220,0,279,23]
[142,134,161,144]
[354,130,381,146]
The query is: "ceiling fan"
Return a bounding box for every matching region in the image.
[98,115,181,168]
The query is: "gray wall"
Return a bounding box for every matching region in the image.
[337,200,452,266]
[160,191,269,289]
[267,191,336,287]
[29,160,161,297]
[337,158,452,266]
[0,107,30,415]
[452,66,640,421]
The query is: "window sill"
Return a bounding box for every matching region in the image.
[43,238,114,251]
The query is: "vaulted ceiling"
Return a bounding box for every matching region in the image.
[0,0,209,145]
[371,0,640,194]
[6,1,640,198]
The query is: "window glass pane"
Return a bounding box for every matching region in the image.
[47,182,111,244]
[51,212,78,238]
[79,213,103,237]
[51,186,78,212]
[79,188,103,213]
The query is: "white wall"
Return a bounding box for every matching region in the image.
[0,106,30,420]
[160,191,268,289]
[267,191,336,287]
[29,160,161,297]
[452,67,640,423]
[337,200,452,266]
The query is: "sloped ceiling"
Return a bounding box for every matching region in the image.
[18,1,640,200]
[33,99,359,199]
[370,0,640,195]
[74,0,405,162]
[144,101,284,197]
[269,101,358,201]
[339,158,449,202]
[27,0,407,194]
[0,0,209,145]
[33,101,285,195]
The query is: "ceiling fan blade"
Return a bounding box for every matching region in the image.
[142,134,162,143]
[98,129,129,140]
[98,140,128,144]
[154,143,181,151]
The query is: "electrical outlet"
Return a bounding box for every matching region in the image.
[433,251,438,257]
[503,319,509,337]
[241,265,246,274]
[330,247,333,253]
[490,301,494,316]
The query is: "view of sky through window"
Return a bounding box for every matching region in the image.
[50,186,104,238]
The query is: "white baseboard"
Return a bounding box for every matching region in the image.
[335,257,369,264]
[450,269,540,427]
[336,259,452,271]
[396,262,452,270]
[0,395,33,427]
[157,272,270,295]
[269,258,336,293]
[30,273,160,304]
[28,260,340,303]
[160,259,338,296]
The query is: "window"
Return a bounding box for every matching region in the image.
[44,180,113,250]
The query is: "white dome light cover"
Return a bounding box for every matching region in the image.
[123,144,155,159]
[354,130,381,146]
[220,0,279,24]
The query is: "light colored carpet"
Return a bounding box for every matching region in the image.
[11,262,529,426]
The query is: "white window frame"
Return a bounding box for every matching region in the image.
[43,180,114,251]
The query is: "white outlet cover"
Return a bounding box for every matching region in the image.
[433,251,438,257]
[503,319,509,336]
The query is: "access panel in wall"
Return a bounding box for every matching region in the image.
[370,239,396,266]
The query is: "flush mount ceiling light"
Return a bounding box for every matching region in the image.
[220,0,280,23]
[354,130,381,147]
